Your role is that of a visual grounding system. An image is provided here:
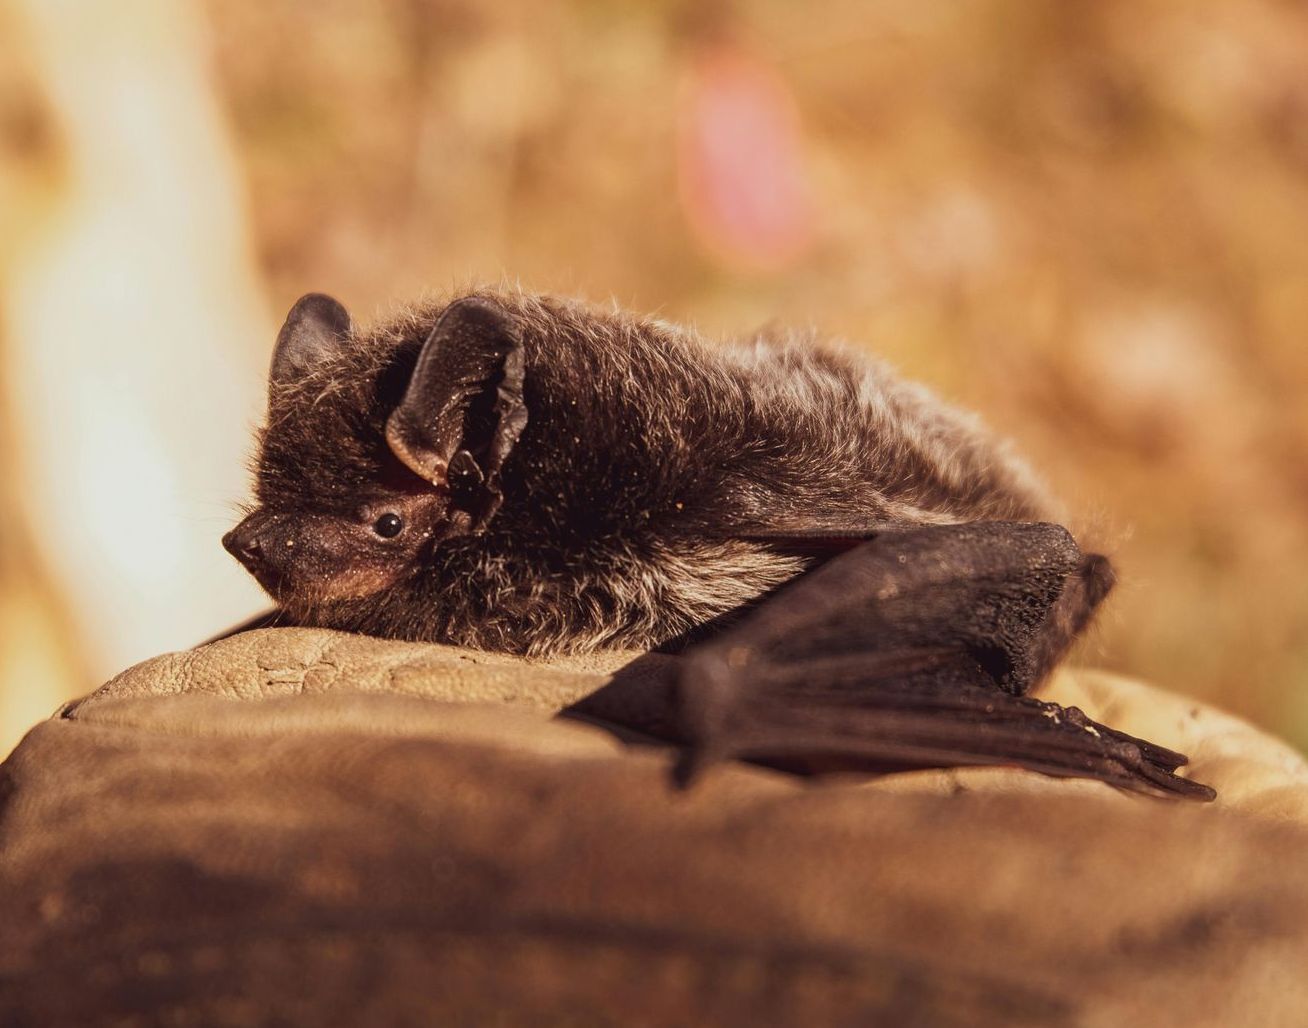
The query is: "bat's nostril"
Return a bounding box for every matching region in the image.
[223,528,263,567]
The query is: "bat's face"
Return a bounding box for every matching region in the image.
[222,484,449,607]
[224,293,530,616]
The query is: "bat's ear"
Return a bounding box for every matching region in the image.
[385,297,528,517]
[270,293,353,389]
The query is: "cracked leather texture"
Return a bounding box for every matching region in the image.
[3,627,1308,1025]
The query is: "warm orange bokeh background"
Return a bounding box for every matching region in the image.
[2,1,1306,755]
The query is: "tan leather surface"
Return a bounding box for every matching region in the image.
[82,627,643,711]
[3,627,1308,1025]
[79,627,1308,820]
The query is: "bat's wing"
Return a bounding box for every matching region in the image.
[677,521,1215,801]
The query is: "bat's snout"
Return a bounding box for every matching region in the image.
[222,510,390,605]
[223,513,294,598]
[222,521,266,574]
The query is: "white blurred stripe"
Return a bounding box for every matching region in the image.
[5,0,271,680]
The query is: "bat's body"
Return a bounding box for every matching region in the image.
[224,289,1214,800]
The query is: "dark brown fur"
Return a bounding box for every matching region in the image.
[227,289,1057,656]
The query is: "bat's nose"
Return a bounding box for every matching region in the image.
[222,523,264,571]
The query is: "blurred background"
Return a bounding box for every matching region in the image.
[2,0,1306,757]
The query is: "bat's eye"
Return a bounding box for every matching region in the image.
[373,512,404,538]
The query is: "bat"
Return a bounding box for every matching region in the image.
[222,289,1215,800]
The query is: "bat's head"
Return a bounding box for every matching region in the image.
[224,292,528,614]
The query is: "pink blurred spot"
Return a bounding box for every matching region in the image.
[677,48,815,273]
